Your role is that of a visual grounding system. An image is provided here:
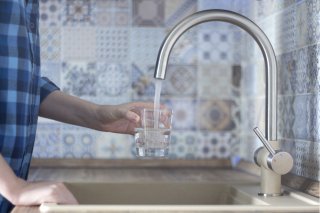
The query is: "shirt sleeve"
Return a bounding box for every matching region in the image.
[39,77,60,103]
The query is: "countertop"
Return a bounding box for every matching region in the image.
[12,167,259,213]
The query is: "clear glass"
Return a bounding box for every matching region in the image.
[135,108,173,158]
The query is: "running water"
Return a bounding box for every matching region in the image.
[153,80,162,128]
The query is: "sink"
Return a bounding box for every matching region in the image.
[40,182,320,212]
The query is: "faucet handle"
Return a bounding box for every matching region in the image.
[253,127,276,156]
[253,127,293,175]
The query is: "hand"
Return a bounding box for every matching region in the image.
[96,102,159,135]
[11,179,78,205]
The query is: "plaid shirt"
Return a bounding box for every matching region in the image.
[0,0,59,211]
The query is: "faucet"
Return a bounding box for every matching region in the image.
[153,9,293,196]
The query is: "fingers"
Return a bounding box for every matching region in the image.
[126,111,140,123]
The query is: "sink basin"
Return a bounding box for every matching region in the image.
[40,182,320,212]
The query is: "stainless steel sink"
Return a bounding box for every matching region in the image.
[40,182,320,212]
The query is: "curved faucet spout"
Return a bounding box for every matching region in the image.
[153,9,277,140]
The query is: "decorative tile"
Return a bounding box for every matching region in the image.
[278,51,296,95]
[133,0,164,27]
[165,0,197,27]
[96,63,131,97]
[292,95,309,141]
[162,65,197,97]
[240,97,265,135]
[131,63,155,99]
[198,0,236,11]
[61,124,97,158]
[277,96,295,139]
[164,98,196,131]
[96,132,133,159]
[96,28,129,62]
[198,64,232,99]
[280,139,320,181]
[238,134,261,161]
[197,131,232,159]
[62,62,96,97]
[296,1,319,46]
[293,94,320,142]
[169,29,198,65]
[61,27,96,60]
[39,0,61,27]
[96,0,130,26]
[33,123,61,158]
[130,28,165,67]
[198,27,235,63]
[296,0,309,48]
[62,0,96,26]
[168,131,198,159]
[41,62,61,88]
[40,27,61,62]
[196,100,237,131]
[252,0,295,20]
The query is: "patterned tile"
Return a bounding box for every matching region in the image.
[197,131,232,159]
[162,65,197,97]
[238,134,261,161]
[61,124,97,158]
[130,28,165,67]
[62,0,96,26]
[164,98,196,131]
[296,1,319,49]
[33,123,61,158]
[252,0,295,20]
[198,64,232,99]
[278,51,296,95]
[293,94,320,142]
[41,62,61,88]
[133,0,164,27]
[39,0,61,27]
[168,131,198,159]
[280,139,320,181]
[96,0,130,27]
[240,97,265,133]
[196,100,237,131]
[165,0,197,27]
[198,0,236,11]
[61,27,96,60]
[96,133,133,159]
[277,96,295,139]
[292,95,308,140]
[273,5,296,54]
[96,63,131,97]
[96,28,129,62]
[131,63,155,100]
[198,27,235,63]
[40,27,61,62]
[62,62,97,97]
[169,29,197,65]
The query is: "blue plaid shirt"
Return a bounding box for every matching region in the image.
[0,0,59,211]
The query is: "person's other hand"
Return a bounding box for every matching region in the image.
[96,102,159,135]
[11,179,78,205]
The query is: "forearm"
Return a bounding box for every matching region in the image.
[0,155,24,203]
[39,91,104,130]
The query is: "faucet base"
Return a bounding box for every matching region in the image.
[258,192,284,197]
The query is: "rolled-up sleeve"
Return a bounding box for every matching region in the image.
[39,77,60,103]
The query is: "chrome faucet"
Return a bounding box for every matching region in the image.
[153,9,293,196]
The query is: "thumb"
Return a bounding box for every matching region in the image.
[126,111,140,123]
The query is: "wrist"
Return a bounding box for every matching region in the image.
[6,177,27,205]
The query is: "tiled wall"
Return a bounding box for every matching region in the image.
[238,0,320,181]
[34,0,320,181]
[35,0,243,159]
